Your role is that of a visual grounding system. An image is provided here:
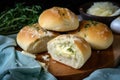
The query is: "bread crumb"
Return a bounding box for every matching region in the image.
[38,61,48,71]
[42,55,50,61]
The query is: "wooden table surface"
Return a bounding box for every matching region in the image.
[36,34,120,80]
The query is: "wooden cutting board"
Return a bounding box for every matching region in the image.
[35,34,120,80]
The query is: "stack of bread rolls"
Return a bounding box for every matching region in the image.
[16,7,113,69]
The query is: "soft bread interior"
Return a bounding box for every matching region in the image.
[27,36,52,53]
[47,35,91,69]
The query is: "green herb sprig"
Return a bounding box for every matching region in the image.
[0,3,42,35]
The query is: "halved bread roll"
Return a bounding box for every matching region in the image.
[47,34,91,69]
[17,23,59,54]
[38,7,79,32]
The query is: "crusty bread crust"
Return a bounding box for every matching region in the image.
[73,20,113,50]
[17,23,59,54]
[38,7,79,32]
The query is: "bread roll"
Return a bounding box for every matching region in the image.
[38,7,79,32]
[73,20,113,50]
[47,34,91,69]
[17,23,59,54]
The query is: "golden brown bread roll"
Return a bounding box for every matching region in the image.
[16,23,59,54]
[38,7,79,32]
[47,34,91,69]
[71,20,113,50]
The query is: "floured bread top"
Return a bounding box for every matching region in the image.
[20,23,58,38]
[38,7,79,32]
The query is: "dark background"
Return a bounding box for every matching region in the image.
[0,0,119,14]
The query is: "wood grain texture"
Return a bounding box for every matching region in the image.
[36,34,120,80]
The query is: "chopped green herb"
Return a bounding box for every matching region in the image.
[84,34,87,37]
[84,24,90,28]
[67,48,74,53]
[89,20,98,26]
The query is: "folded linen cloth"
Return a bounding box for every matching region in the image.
[0,35,57,80]
[83,67,120,80]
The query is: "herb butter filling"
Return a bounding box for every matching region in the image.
[55,41,77,58]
